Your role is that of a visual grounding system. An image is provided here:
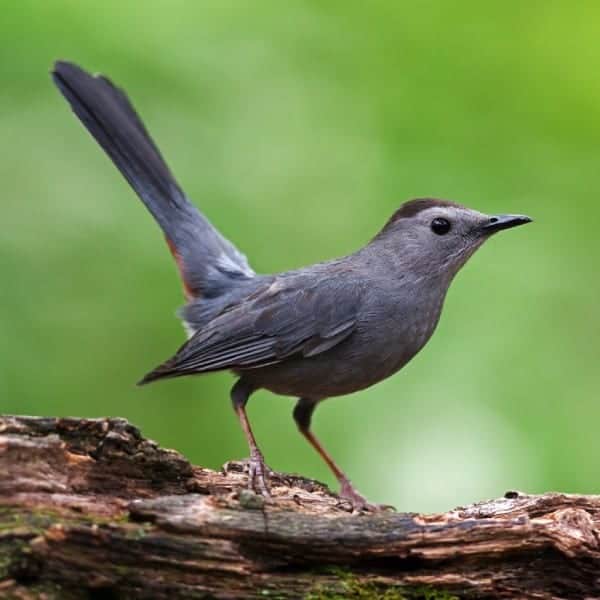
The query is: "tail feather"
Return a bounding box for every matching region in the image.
[52,61,254,298]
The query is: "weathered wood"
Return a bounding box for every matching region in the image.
[1,416,599,599]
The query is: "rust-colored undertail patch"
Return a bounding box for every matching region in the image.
[165,236,196,300]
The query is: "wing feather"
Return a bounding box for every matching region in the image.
[139,272,362,383]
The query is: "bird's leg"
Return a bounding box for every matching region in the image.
[231,379,271,498]
[293,398,389,512]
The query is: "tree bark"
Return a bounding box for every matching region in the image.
[1,416,599,599]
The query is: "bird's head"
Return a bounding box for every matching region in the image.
[373,198,532,281]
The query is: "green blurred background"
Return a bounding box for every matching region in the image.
[1,1,599,512]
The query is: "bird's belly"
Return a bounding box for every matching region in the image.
[240,318,437,399]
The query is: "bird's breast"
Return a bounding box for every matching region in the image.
[357,292,444,383]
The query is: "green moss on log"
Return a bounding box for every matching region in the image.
[305,568,459,599]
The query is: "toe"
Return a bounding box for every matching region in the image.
[245,454,272,499]
[338,478,393,512]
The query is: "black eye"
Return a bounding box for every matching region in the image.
[430,217,451,235]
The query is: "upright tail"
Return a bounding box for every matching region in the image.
[52,61,254,299]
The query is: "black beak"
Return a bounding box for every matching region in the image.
[480,214,532,234]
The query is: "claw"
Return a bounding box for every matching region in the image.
[339,478,395,513]
[246,450,272,499]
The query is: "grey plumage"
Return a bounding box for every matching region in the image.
[52,61,532,510]
[52,61,253,302]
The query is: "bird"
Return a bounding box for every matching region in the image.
[52,60,532,511]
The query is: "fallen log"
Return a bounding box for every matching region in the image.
[1,415,598,599]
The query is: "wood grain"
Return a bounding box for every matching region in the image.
[1,415,598,599]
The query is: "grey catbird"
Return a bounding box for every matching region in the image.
[52,61,532,510]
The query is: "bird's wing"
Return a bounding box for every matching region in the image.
[139,273,362,383]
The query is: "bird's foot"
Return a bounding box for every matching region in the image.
[244,450,272,499]
[338,478,395,513]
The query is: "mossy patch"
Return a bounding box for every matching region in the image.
[306,568,459,600]
[0,504,151,585]
[0,504,147,533]
[0,580,86,600]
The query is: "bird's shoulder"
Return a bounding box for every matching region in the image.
[217,259,366,335]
